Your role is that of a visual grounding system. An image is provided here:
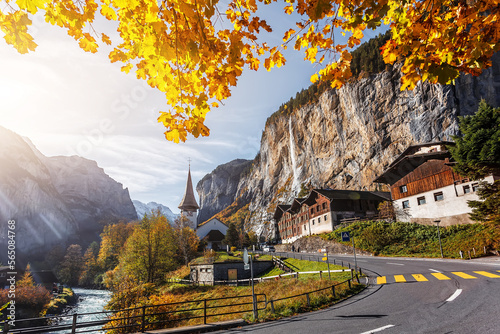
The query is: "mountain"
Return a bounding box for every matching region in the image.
[196,53,500,238]
[0,127,138,264]
[132,200,178,224]
[196,159,253,223]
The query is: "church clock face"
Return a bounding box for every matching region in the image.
[187,211,193,217]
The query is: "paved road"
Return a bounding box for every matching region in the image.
[215,252,500,334]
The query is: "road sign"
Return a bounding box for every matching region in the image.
[243,248,249,265]
[341,232,350,242]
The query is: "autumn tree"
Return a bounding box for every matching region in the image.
[1,0,498,142]
[79,241,102,287]
[98,221,135,271]
[59,244,83,286]
[120,211,178,283]
[174,215,200,266]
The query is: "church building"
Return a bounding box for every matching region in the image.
[178,164,228,250]
[178,165,200,228]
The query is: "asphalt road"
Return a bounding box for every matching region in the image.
[215,252,500,334]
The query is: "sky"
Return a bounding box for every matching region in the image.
[0,4,385,214]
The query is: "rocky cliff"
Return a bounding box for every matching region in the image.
[197,54,500,238]
[0,127,138,264]
[196,159,252,223]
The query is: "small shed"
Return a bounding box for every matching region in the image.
[190,261,273,285]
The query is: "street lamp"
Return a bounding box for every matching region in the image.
[434,220,444,258]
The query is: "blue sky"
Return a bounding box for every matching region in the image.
[0,5,386,213]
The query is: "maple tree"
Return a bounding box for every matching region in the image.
[1,0,498,142]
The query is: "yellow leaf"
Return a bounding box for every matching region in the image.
[101,33,111,45]
[78,33,98,53]
[310,73,319,83]
[100,4,117,20]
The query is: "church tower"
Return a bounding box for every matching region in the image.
[178,164,199,228]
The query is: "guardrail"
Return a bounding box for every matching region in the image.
[0,294,267,334]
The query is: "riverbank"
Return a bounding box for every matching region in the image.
[42,288,77,316]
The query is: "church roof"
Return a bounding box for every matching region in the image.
[178,167,199,211]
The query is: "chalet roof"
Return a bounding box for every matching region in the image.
[178,167,200,211]
[304,189,391,205]
[290,198,307,213]
[273,204,291,221]
[374,141,454,185]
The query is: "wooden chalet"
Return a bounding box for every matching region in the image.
[374,141,499,225]
[274,189,390,243]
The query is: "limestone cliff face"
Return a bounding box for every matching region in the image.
[196,159,252,223]
[0,127,137,264]
[197,54,500,237]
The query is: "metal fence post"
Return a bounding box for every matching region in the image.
[331,285,336,298]
[306,293,310,307]
[4,321,9,333]
[348,279,351,289]
[204,299,207,324]
[141,305,146,333]
[270,299,275,314]
[72,313,77,334]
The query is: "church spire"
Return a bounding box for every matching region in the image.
[178,165,199,211]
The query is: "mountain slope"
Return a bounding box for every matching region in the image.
[197,54,500,238]
[0,127,137,264]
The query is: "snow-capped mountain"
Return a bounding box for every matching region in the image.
[132,200,179,224]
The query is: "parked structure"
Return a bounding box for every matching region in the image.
[374,141,499,225]
[274,189,390,244]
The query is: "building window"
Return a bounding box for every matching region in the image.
[324,215,328,221]
[402,200,410,209]
[472,183,479,192]
[463,185,471,194]
[207,269,212,273]
[312,219,315,225]
[400,185,408,193]
[322,202,327,210]
[417,196,426,205]
[318,216,321,223]
[434,192,444,201]
[310,208,314,215]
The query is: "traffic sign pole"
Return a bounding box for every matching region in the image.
[352,235,358,272]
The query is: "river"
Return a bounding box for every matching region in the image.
[50,288,111,334]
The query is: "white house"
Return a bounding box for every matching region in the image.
[374,142,499,225]
[196,218,228,250]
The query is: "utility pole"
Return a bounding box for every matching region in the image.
[434,220,444,258]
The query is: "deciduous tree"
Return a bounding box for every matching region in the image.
[174,215,200,265]
[1,0,498,142]
[98,221,135,271]
[120,210,178,283]
[59,244,83,286]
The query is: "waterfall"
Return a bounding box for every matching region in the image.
[288,118,301,193]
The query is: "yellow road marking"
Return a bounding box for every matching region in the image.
[394,275,406,283]
[431,273,451,280]
[452,272,477,279]
[377,276,387,284]
[412,274,428,282]
[474,271,500,278]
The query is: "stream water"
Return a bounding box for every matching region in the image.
[50,288,111,333]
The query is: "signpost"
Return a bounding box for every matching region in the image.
[341,232,357,272]
[244,248,257,320]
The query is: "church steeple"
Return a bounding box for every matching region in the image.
[178,163,199,227]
